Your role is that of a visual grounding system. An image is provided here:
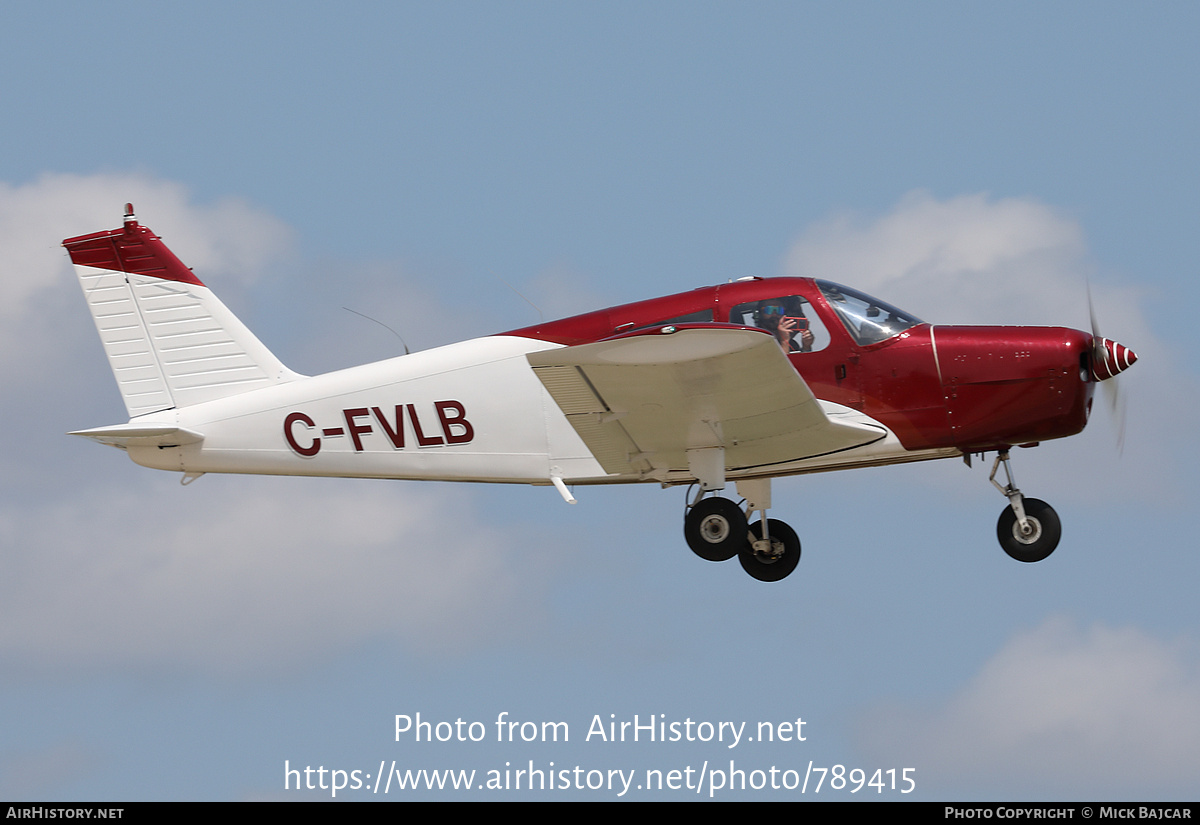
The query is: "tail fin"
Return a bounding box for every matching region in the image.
[63,205,301,418]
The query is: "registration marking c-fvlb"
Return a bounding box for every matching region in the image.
[283,401,475,457]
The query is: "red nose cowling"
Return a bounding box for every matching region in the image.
[1091,338,1138,381]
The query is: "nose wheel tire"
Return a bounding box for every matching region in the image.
[996,498,1061,563]
[684,497,748,562]
[738,518,801,582]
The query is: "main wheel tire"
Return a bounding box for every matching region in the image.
[996,498,1061,563]
[684,497,748,562]
[738,518,801,582]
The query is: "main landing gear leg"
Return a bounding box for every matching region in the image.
[734,479,801,582]
[680,460,801,581]
[990,450,1061,563]
[683,448,746,562]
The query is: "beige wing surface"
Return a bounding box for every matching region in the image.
[527,326,885,479]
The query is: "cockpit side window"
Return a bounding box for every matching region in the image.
[731,296,829,353]
[816,280,921,346]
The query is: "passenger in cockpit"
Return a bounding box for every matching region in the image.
[756,299,814,353]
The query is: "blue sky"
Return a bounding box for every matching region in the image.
[2,2,1198,800]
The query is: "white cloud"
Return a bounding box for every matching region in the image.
[0,172,293,357]
[861,617,1200,797]
[787,190,1102,328]
[0,474,547,674]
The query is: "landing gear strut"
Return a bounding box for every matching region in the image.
[990,450,1061,562]
[682,477,802,581]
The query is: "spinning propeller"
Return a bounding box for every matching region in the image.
[1087,283,1138,450]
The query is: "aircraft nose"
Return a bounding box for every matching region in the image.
[1090,337,1138,381]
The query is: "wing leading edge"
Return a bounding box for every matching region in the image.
[527,325,885,480]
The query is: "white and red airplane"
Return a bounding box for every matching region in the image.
[64,206,1137,582]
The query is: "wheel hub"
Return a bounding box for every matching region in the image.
[752,537,783,562]
[1012,516,1043,545]
[700,515,730,543]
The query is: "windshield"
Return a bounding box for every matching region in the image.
[816,280,922,346]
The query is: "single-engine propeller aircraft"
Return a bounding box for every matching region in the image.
[64,206,1138,582]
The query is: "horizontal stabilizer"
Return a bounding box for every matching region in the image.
[69,424,205,449]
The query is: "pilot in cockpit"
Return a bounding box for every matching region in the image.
[755,298,815,353]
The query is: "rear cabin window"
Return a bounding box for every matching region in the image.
[662,309,714,325]
[622,308,714,334]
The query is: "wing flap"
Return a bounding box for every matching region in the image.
[534,364,641,472]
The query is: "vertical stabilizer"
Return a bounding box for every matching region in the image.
[63,205,301,418]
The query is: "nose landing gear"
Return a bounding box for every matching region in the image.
[990,450,1061,562]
